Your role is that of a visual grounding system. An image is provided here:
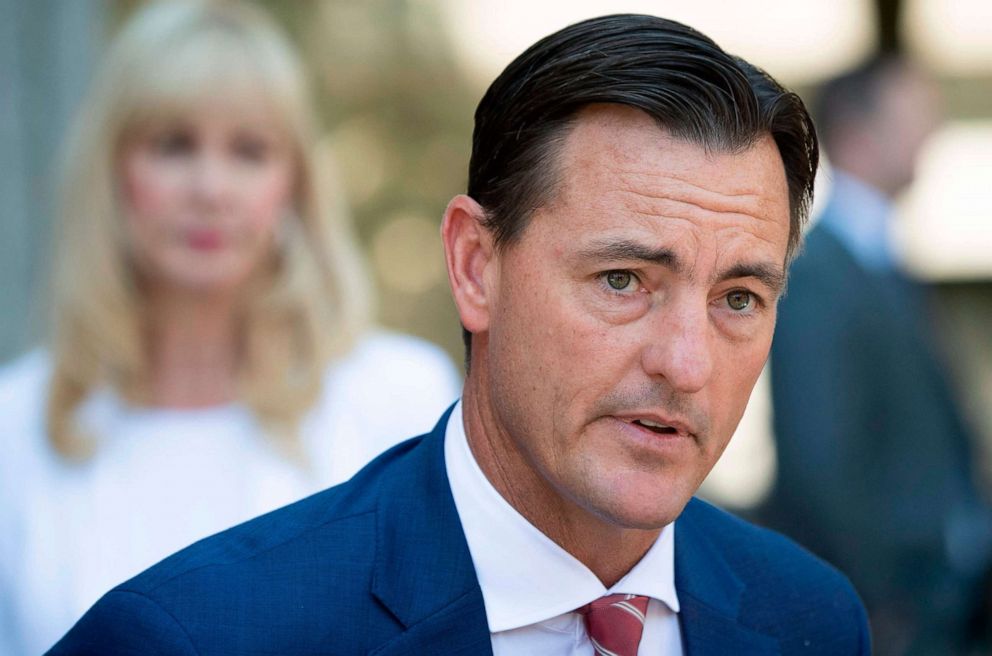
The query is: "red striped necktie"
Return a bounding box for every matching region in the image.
[578,593,651,656]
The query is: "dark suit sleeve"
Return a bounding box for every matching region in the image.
[47,590,199,656]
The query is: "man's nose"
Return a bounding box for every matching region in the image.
[640,303,713,394]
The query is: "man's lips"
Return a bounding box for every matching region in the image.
[611,413,693,438]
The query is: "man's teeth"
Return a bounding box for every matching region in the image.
[634,419,671,429]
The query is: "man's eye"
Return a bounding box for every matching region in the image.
[727,290,753,311]
[605,270,635,291]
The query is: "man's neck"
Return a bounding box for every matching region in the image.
[460,373,660,587]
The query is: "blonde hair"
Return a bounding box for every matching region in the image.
[48,0,371,458]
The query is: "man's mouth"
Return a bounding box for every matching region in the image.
[630,418,679,435]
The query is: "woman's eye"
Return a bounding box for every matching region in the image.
[232,136,271,163]
[605,270,635,291]
[726,290,753,311]
[153,131,194,156]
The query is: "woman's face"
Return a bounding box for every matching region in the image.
[119,101,296,298]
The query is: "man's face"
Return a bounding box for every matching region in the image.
[480,105,791,530]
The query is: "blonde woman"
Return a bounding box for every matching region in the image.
[0,2,460,652]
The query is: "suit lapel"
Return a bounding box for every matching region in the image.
[370,592,491,656]
[675,500,779,655]
[370,407,493,656]
[677,599,778,656]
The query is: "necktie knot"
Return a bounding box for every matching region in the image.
[578,593,650,656]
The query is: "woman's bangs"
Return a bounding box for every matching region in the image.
[123,31,279,133]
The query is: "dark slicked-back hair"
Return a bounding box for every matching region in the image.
[463,14,818,357]
[469,13,817,257]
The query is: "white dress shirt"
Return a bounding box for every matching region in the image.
[445,402,683,655]
[819,170,898,273]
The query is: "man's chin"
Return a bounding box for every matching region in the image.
[585,487,690,531]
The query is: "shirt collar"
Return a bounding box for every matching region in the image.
[818,170,898,272]
[444,401,680,633]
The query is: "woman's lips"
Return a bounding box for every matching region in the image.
[186,229,225,251]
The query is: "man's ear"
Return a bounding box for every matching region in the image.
[441,194,496,336]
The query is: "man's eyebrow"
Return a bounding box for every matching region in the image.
[717,262,786,294]
[577,239,785,292]
[577,239,683,272]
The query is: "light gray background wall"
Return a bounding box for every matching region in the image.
[0,0,105,361]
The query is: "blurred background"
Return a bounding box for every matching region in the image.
[0,0,992,656]
[3,0,988,511]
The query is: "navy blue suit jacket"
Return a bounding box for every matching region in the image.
[50,408,869,655]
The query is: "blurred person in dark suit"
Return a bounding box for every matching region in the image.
[763,55,992,655]
[0,2,460,653]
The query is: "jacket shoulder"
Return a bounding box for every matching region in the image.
[679,498,870,653]
[682,498,864,601]
[783,226,869,303]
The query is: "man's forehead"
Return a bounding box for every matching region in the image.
[545,109,787,234]
[557,105,786,200]
[499,106,793,271]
